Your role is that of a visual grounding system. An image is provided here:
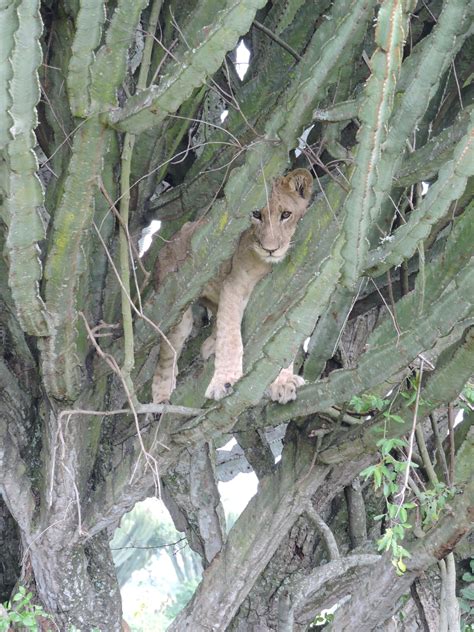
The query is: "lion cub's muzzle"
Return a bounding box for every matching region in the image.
[254,241,289,263]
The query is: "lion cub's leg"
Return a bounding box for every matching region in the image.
[201,330,216,360]
[205,280,248,401]
[152,307,193,404]
[269,363,305,404]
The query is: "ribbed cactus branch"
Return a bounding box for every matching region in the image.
[1,0,50,337]
[0,2,16,149]
[67,0,106,116]
[41,0,150,399]
[107,0,267,133]
[312,99,359,123]
[396,106,474,187]
[260,262,474,426]
[422,327,474,405]
[319,328,474,466]
[367,111,474,276]
[367,211,474,356]
[277,0,377,145]
[372,0,473,222]
[338,0,408,288]
[90,0,149,108]
[419,199,474,304]
[41,117,108,398]
[303,286,359,381]
[147,0,366,231]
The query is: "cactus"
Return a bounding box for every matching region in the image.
[339,0,410,288]
[108,0,269,132]
[66,0,106,117]
[367,111,474,275]
[1,0,49,336]
[0,1,473,629]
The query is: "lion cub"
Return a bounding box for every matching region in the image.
[152,168,313,404]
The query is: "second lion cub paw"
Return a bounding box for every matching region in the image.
[269,369,305,404]
[205,370,242,401]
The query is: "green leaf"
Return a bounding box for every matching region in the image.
[374,466,383,489]
[360,465,376,479]
[461,586,474,601]
[386,413,406,424]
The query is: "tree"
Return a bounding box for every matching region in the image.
[0,0,473,630]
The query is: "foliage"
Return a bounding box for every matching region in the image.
[308,610,335,628]
[163,578,201,622]
[358,386,455,574]
[461,384,474,411]
[111,502,196,587]
[418,482,456,525]
[0,586,50,631]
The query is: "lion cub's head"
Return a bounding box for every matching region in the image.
[251,168,313,263]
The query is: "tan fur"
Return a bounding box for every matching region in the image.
[152,169,313,404]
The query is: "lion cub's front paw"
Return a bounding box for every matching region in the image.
[205,371,242,401]
[269,369,305,404]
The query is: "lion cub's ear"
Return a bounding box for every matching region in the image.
[282,168,313,201]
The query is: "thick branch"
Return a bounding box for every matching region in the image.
[169,424,372,631]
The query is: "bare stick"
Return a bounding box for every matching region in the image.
[253,20,302,61]
[370,278,401,342]
[429,414,450,483]
[79,313,162,493]
[447,403,455,486]
[58,404,203,421]
[92,222,179,390]
[396,359,425,509]
[415,424,438,487]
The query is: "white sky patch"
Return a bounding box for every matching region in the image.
[218,437,237,451]
[235,39,250,80]
[421,181,429,196]
[303,336,311,353]
[220,109,229,123]
[218,471,258,517]
[139,219,161,257]
[295,124,314,157]
[217,438,258,516]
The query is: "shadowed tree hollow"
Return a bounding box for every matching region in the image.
[0,0,473,630]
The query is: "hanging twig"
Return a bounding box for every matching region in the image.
[429,413,450,483]
[415,423,438,487]
[396,359,425,508]
[79,313,162,493]
[253,20,302,61]
[447,403,456,486]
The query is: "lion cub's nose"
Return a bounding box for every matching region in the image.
[264,247,278,255]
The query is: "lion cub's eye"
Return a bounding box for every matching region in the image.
[280,211,292,220]
[252,210,262,221]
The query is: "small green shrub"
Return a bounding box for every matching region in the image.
[0,586,50,631]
